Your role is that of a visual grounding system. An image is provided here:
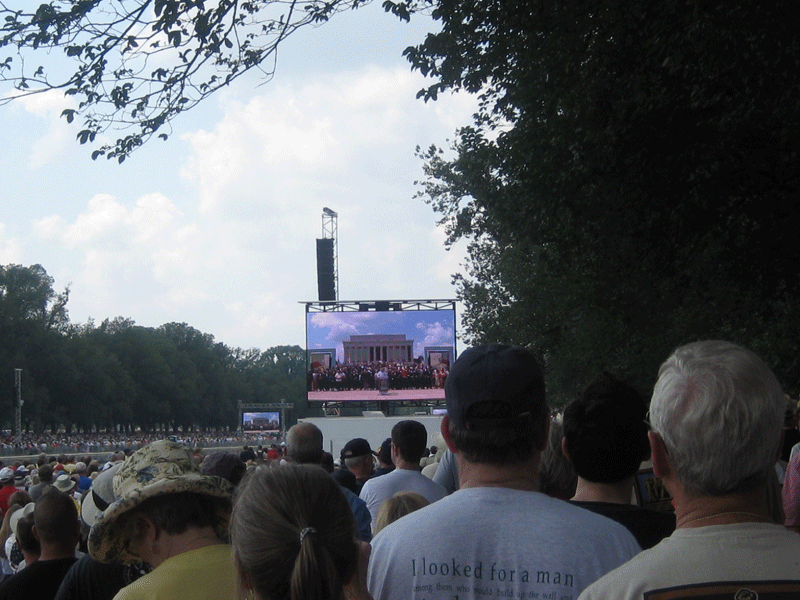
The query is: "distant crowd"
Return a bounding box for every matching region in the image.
[0,431,275,457]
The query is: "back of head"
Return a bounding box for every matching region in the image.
[445,344,548,465]
[9,490,33,507]
[38,464,53,483]
[232,464,358,600]
[563,372,649,483]
[650,340,785,497]
[287,423,324,465]
[34,490,78,546]
[391,421,428,465]
[320,452,334,473]
[377,438,393,467]
[373,491,430,535]
[201,452,246,487]
[538,417,577,500]
[17,513,40,556]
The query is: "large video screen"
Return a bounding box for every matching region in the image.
[307,307,456,402]
[242,412,280,432]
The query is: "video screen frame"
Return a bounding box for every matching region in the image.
[304,300,457,403]
[242,411,281,432]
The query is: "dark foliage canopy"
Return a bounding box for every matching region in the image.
[391,0,800,400]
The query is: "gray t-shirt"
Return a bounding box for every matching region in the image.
[432,450,459,493]
[368,486,641,600]
[360,468,447,531]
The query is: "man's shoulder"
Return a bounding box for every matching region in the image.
[0,557,79,599]
[579,523,800,600]
[359,475,380,496]
[569,501,676,549]
[340,484,366,505]
[405,470,447,499]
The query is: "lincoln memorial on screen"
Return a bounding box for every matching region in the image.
[342,334,414,363]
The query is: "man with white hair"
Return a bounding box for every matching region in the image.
[580,340,800,599]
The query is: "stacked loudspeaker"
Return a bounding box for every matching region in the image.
[316,238,335,301]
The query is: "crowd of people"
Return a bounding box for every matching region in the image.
[308,361,447,392]
[0,432,276,458]
[1,339,800,600]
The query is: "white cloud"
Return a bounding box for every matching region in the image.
[5,89,77,166]
[426,226,467,285]
[0,223,22,264]
[310,312,361,341]
[62,194,127,246]
[11,89,71,116]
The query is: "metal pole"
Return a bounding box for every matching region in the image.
[14,369,23,444]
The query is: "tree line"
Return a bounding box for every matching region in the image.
[0,264,307,434]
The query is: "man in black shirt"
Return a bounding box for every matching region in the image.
[563,371,675,549]
[0,491,80,600]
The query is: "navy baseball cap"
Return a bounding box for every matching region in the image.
[445,344,547,431]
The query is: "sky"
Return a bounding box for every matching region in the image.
[307,309,457,362]
[0,3,478,352]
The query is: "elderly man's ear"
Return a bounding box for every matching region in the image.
[648,431,672,480]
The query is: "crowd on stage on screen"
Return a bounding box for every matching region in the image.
[308,360,448,392]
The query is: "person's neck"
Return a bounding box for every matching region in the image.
[571,477,635,504]
[393,456,421,471]
[153,526,221,567]
[39,543,76,562]
[457,454,540,492]
[673,488,773,529]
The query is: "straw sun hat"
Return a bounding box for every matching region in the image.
[88,439,233,564]
[9,502,35,537]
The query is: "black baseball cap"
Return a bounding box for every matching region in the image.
[445,344,547,431]
[341,438,375,459]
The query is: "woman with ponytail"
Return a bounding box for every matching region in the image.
[231,464,372,600]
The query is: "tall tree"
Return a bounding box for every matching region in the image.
[0,264,71,430]
[0,264,69,331]
[396,0,800,399]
